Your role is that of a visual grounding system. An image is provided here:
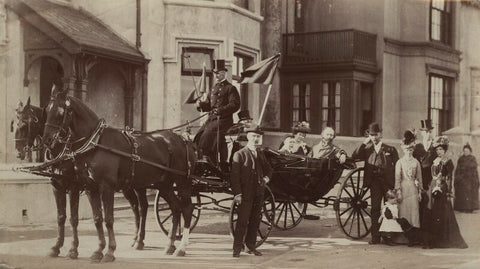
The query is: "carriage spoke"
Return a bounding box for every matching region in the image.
[292,203,303,216]
[288,203,296,224]
[348,210,357,235]
[356,172,362,194]
[275,203,286,225]
[342,207,355,227]
[283,202,288,228]
[261,219,271,226]
[359,209,369,232]
[361,208,371,217]
[357,210,361,237]
[349,177,358,196]
[343,188,355,200]
[339,206,353,217]
[161,213,173,225]
[257,228,265,239]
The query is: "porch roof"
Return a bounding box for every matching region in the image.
[8,0,147,64]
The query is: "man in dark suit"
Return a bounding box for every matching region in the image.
[417,119,436,223]
[195,60,241,169]
[230,124,273,258]
[352,122,399,244]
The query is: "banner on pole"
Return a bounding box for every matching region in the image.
[240,53,280,85]
[184,63,207,104]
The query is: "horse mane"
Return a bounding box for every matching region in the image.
[69,95,99,122]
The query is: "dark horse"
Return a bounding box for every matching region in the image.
[42,87,196,262]
[14,95,150,260]
[14,97,44,162]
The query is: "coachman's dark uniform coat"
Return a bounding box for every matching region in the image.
[352,142,399,241]
[230,147,273,251]
[195,80,240,162]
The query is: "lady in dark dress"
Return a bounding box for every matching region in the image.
[424,136,468,249]
[454,144,479,213]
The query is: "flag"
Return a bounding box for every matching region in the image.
[240,53,280,85]
[184,63,208,104]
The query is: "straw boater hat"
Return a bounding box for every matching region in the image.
[292,121,311,134]
[401,129,416,149]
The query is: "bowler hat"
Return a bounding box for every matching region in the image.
[366,122,382,134]
[244,123,264,135]
[420,119,434,131]
[212,59,227,73]
[238,110,252,122]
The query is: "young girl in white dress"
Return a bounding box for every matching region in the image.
[379,190,403,245]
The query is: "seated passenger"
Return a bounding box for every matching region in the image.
[279,121,311,155]
[309,127,347,164]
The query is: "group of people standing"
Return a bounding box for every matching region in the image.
[354,120,470,249]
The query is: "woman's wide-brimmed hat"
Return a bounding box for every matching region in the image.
[401,129,416,149]
[292,121,311,134]
[433,135,449,148]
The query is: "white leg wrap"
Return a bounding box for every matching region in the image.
[179,228,190,249]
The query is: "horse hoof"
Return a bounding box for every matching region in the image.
[174,249,186,257]
[90,251,103,263]
[101,253,115,263]
[164,245,176,255]
[135,241,145,250]
[48,248,60,258]
[66,250,78,259]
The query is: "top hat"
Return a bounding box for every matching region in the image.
[420,119,434,131]
[244,123,264,135]
[238,110,253,122]
[292,121,311,134]
[212,59,227,73]
[402,130,416,149]
[366,122,382,134]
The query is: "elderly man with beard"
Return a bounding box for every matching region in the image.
[309,127,347,163]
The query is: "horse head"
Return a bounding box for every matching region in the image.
[14,97,42,160]
[42,85,99,149]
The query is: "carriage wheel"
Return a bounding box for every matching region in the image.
[154,191,201,240]
[335,167,371,239]
[272,201,307,230]
[229,186,275,248]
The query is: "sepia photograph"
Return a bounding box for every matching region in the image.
[0,0,479,268]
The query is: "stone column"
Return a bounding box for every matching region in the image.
[77,79,88,102]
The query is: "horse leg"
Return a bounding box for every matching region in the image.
[122,187,140,248]
[164,190,181,255]
[134,188,148,250]
[100,187,116,263]
[66,188,79,259]
[174,185,194,257]
[48,185,66,257]
[86,189,106,262]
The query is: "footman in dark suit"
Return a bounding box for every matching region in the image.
[230,124,272,257]
[352,122,399,244]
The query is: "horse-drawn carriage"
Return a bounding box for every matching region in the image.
[154,146,372,248]
[14,89,372,261]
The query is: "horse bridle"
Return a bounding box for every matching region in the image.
[44,97,73,146]
[14,109,40,153]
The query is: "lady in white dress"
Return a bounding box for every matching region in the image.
[395,130,423,229]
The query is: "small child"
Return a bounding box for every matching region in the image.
[379,190,403,246]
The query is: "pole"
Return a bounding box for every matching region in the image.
[257,84,273,126]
